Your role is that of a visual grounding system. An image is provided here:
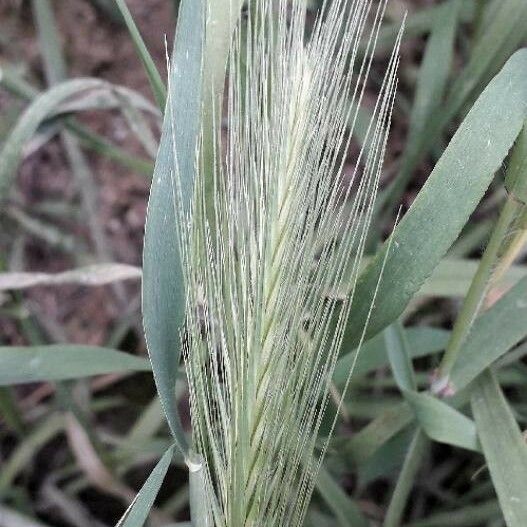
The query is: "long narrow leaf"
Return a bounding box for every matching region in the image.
[142,0,205,455]
[0,78,156,199]
[117,445,175,527]
[0,264,141,290]
[316,466,368,527]
[384,0,460,211]
[450,275,527,390]
[114,0,166,109]
[471,370,527,527]
[0,346,150,385]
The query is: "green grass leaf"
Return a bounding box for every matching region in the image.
[404,390,480,452]
[444,0,527,126]
[404,500,501,527]
[471,370,527,527]
[0,413,64,494]
[344,403,414,465]
[450,276,527,391]
[114,0,166,109]
[334,327,449,385]
[0,78,99,199]
[384,0,460,211]
[342,49,527,352]
[384,323,417,392]
[420,258,527,298]
[117,445,175,527]
[0,346,151,385]
[142,0,204,455]
[316,466,368,527]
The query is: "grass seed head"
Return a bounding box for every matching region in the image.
[171,1,402,525]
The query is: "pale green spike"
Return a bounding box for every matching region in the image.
[171,1,403,526]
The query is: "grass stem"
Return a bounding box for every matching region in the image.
[433,192,520,392]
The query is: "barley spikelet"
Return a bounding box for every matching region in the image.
[172,1,402,525]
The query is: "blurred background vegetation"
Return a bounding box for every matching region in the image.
[1,1,527,526]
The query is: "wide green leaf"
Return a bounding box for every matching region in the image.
[472,370,527,527]
[142,0,204,454]
[0,346,150,385]
[341,49,527,352]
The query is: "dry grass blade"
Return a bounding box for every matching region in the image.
[0,264,141,291]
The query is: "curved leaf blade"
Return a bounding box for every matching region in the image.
[142,0,205,454]
[342,49,527,351]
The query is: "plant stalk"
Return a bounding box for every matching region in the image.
[491,206,527,284]
[433,193,520,392]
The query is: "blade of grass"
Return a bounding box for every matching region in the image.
[449,275,527,391]
[394,0,527,212]
[345,403,414,465]
[0,66,153,175]
[0,345,150,385]
[420,258,527,298]
[0,78,99,198]
[368,1,475,56]
[471,370,527,527]
[334,326,449,385]
[435,124,527,389]
[0,77,156,198]
[117,445,175,527]
[114,0,166,109]
[0,413,64,495]
[0,264,141,290]
[316,466,369,527]
[404,500,501,527]
[383,0,460,214]
[384,322,417,392]
[32,0,131,309]
[383,428,428,527]
[142,0,205,454]
[403,390,480,452]
[435,193,522,387]
[341,49,527,353]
